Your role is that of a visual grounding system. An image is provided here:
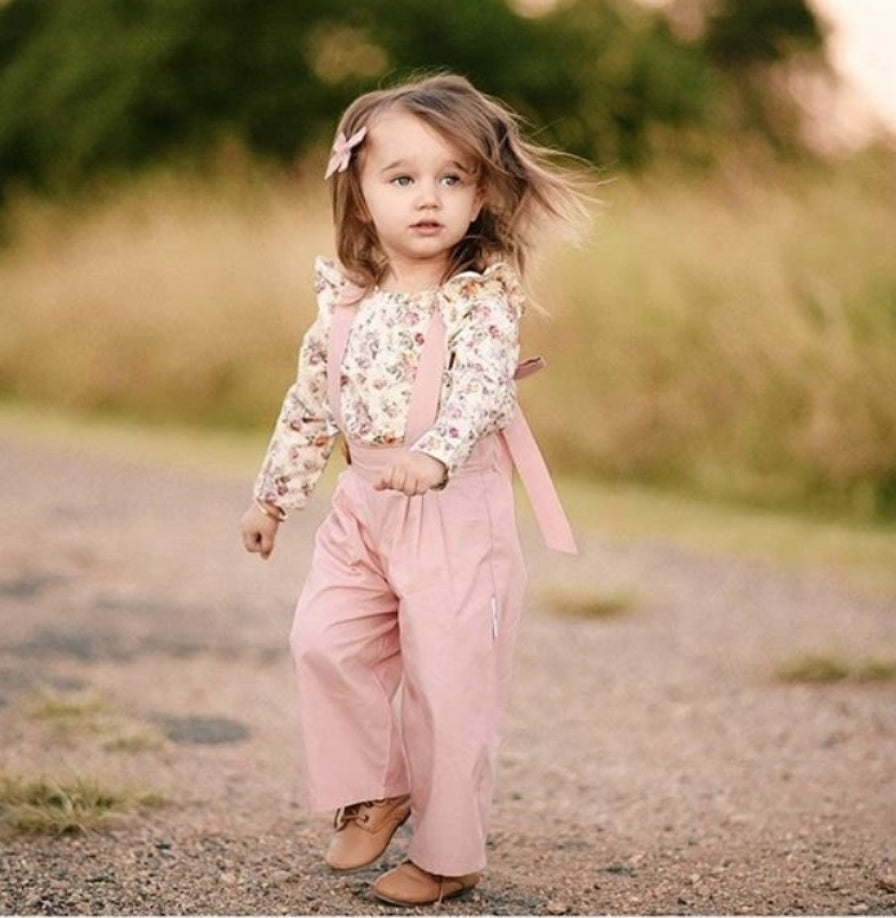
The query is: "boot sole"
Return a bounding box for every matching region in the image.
[372,882,478,907]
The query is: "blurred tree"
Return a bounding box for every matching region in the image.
[528,0,713,166]
[666,0,829,154]
[0,0,830,196]
[704,0,824,66]
[0,0,336,190]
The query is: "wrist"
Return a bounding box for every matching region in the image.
[422,454,449,490]
[254,498,287,523]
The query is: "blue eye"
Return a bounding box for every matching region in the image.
[441,175,461,186]
[391,175,413,187]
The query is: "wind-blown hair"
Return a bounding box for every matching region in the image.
[327,73,590,290]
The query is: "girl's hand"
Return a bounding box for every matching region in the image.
[240,503,281,560]
[374,453,447,496]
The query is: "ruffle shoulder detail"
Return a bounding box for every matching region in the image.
[440,261,526,320]
[313,256,350,314]
[314,256,367,311]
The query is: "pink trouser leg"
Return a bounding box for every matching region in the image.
[393,458,526,876]
[290,484,409,810]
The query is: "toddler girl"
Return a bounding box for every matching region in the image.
[240,73,586,907]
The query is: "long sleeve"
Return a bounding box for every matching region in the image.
[410,265,523,474]
[252,259,342,513]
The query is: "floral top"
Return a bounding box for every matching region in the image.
[253,257,524,513]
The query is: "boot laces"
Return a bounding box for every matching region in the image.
[333,798,384,830]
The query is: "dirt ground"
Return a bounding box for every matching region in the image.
[0,433,894,916]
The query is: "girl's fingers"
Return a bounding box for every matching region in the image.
[373,461,439,495]
[242,528,274,559]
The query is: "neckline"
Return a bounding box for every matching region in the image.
[369,262,503,299]
[372,285,437,299]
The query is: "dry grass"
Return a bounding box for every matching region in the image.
[0,773,163,835]
[554,473,896,596]
[24,689,167,751]
[776,651,896,685]
[538,584,637,620]
[26,690,112,732]
[526,157,896,519]
[1,153,895,518]
[0,162,326,429]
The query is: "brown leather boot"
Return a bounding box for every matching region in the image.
[372,860,481,906]
[325,795,411,872]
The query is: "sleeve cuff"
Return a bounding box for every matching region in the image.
[409,437,467,482]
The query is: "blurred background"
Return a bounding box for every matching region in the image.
[1,0,894,523]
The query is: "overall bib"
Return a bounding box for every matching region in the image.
[289,296,571,876]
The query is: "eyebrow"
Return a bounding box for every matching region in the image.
[380,159,473,174]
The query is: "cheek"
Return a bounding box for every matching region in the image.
[358,188,388,225]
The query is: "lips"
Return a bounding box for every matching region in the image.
[410,220,443,232]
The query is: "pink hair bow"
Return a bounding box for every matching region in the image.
[324,127,367,180]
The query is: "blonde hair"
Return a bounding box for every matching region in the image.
[327,73,589,290]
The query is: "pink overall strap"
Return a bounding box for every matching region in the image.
[327,301,445,440]
[501,409,578,554]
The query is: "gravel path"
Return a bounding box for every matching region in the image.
[1,434,894,916]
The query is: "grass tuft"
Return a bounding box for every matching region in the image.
[26,691,111,733]
[101,726,167,753]
[24,689,168,751]
[777,653,850,684]
[0,773,163,835]
[776,651,896,685]
[539,585,637,620]
[853,657,896,682]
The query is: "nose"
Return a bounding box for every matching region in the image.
[414,178,441,209]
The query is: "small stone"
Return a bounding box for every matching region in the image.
[878,875,896,894]
[219,871,237,886]
[850,904,869,915]
[546,900,570,915]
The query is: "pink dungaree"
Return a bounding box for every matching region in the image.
[289,295,571,876]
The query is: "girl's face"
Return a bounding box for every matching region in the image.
[358,110,483,288]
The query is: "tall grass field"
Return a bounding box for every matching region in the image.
[1,154,895,520]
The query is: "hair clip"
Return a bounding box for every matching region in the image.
[324,127,367,180]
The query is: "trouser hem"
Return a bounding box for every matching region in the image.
[307,783,411,814]
[406,845,488,878]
